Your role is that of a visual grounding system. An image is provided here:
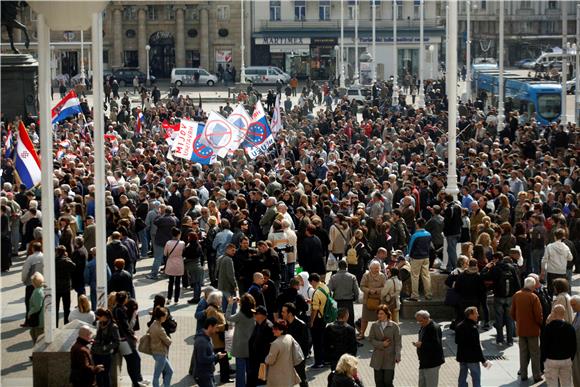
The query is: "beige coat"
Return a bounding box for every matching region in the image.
[149,320,172,356]
[329,224,351,255]
[205,304,227,349]
[360,271,387,321]
[369,320,402,370]
[265,334,303,387]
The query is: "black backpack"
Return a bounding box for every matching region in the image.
[494,264,519,298]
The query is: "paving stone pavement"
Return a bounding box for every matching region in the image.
[2,253,575,386]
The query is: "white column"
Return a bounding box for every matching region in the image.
[354,0,359,85]
[445,4,449,82]
[562,3,568,124]
[446,1,459,199]
[37,13,56,344]
[417,0,425,108]
[340,0,346,88]
[576,4,580,125]
[498,0,505,131]
[465,1,472,102]
[240,0,246,83]
[92,12,108,309]
[392,0,398,106]
[372,0,376,82]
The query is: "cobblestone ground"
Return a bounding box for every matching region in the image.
[3,253,571,386]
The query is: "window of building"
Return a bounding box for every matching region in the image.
[546,21,557,33]
[270,0,281,21]
[218,28,229,37]
[186,5,199,20]
[548,1,558,10]
[147,5,158,21]
[124,50,138,67]
[295,0,306,21]
[414,0,421,19]
[396,1,403,20]
[480,1,486,10]
[217,5,230,20]
[165,5,175,20]
[186,50,201,68]
[125,29,136,38]
[369,0,381,19]
[188,29,198,38]
[520,1,531,9]
[122,6,136,20]
[347,0,356,20]
[320,0,331,20]
[103,50,109,64]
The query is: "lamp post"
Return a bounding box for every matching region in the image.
[417,0,425,108]
[372,0,376,82]
[392,0,398,107]
[465,0,472,102]
[562,2,568,124]
[576,3,580,125]
[429,44,435,80]
[240,0,246,84]
[145,44,151,85]
[80,29,85,85]
[340,0,346,88]
[354,0,359,86]
[335,45,339,80]
[498,0,505,132]
[446,0,459,199]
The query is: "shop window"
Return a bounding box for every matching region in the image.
[270,0,281,21]
[295,0,306,21]
[320,0,331,20]
[217,5,230,21]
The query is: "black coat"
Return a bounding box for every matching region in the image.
[106,240,129,272]
[417,320,445,369]
[541,320,577,362]
[108,269,135,298]
[298,235,325,275]
[55,255,76,293]
[287,317,311,358]
[249,319,274,365]
[454,270,486,306]
[455,318,485,363]
[324,321,357,362]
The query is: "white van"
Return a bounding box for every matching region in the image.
[171,68,218,86]
[243,66,290,85]
[534,51,574,67]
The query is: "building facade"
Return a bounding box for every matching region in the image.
[458,1,580,66]
[251,0,445,82]
[1,1,244,80]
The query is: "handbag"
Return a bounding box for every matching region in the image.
[138,333,152,355]
[118,339,133,356]
[326,253,338,272]
[258,363,267,381]
[366,294,380,311]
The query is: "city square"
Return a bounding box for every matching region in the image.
[1,1,579,386]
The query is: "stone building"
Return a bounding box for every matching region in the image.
[1,1,245,80]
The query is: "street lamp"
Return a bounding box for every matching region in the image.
[145,44,151,85]
[562,2,568,124]
[354,0,359,86]
[417,0,425,108]
[446,0,459,199]
[465,1,472,102]
[340,0,346,89]
[576,3,580,125]
[392,0,398,107]
[498,0,505,132]
[80,29,85,86]
[429,44,435,80]
[335,45,339,81]
[240,0,246,84]
[371,0,376,82]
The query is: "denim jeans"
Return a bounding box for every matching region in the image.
[446,234,461,271]
[494,297,514,344]
[150,243,164,277]
[139,229,149,257]
[530,249,544,275]
[152,353,173,387]
[458,362,481,387]
[236,357,248,387]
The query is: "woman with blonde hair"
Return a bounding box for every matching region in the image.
[460,242,474,260]
[328,354,363,387]
[69,294,96,324]
[475,233,493,262]
[207,200,221,223]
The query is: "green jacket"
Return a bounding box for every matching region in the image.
[28,287,44,328]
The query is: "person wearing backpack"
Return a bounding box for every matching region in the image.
[487,256,521,346]
[308,273,331,369]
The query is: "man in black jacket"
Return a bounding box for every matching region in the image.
[282,302,311,387]
[276,277,308,321]
[105,231,129,272]
[443,194,462,272]
[108,259,135,298]
[248,306,274,387]
[414,310,445,387]
[456,306,489,387]
[324,308,357,371]
[297,224,325,276]
[541,304,576,386]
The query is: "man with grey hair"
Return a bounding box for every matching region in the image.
[570,295,580,385]
[414,309,444,387]
[510,277,543,383]
[259,197,278,237]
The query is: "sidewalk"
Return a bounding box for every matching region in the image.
[2,252,569,386]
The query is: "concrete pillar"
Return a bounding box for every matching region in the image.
[112,8,122,67]
[175,6,186,68]
[200,7,209,69]
[138,7,147,73]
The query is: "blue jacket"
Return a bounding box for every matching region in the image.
[407,229,432,259]
[193,332,217,378]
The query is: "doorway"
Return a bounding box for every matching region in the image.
[149,31,175,78]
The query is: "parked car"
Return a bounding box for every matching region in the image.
[111,68,155,86]
[170,68,218,86]
[515,58,535,69]
[345,86,371,104]
[243,66,290,85]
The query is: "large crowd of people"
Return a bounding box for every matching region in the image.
[1,71,579,387]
